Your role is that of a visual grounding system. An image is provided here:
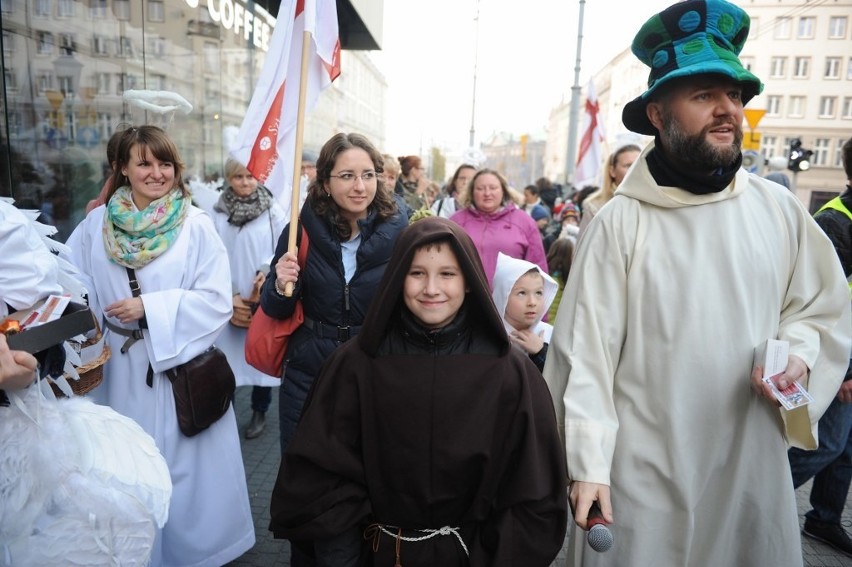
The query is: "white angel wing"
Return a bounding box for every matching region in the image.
[0,388,172,566]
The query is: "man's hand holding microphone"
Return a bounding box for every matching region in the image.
[570,481,614,552]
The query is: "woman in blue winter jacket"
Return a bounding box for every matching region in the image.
[258,132,408,565]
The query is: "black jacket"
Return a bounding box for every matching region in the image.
[270,217,568,566]
[815,185,852,278]
[260,195,409,452]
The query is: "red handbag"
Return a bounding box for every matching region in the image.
[245,226,309,377]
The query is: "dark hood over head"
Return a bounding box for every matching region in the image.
[358,217,509,356]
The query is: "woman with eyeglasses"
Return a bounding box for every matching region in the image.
[258,132,409,566]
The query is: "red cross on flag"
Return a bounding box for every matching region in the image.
[574,80,605,189]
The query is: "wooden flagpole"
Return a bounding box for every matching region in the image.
[283,29,313,297]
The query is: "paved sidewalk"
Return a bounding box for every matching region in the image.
[227,386,852,566]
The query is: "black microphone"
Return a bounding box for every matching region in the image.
[586,501,613,552]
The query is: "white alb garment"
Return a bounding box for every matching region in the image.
[66,206,255,567]
[212,201,287,388]
[544,143,851,567]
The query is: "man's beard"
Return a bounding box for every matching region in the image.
[660,115,743,171]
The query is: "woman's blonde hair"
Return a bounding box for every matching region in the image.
[583,144,641,210]
[224,158,252,181]
[457,168,512,209]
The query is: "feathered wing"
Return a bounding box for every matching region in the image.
[0,388,172,566]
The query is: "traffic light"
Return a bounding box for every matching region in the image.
[787,138,813,172]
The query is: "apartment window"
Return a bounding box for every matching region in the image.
[90,0,108,18]
[793,57,810,78]
[4,68,17,92]
[843,97,852,119]
[789,96,806,117]
[148,0,165,22]
[761,136,777,161]
[37,73,53,95]
[767,95,782,116]
[146,36,166,58]
[204,78,217,100]
[774,17,792,39]
[2,31,13,55]
[97,72,111,94]
[749,17,760,38]
[58,33,75,54]
[58,75,73,95]
[93,35,109,56]
[825,57,842,79]
[203,122,215,144]
[37,31,54,55]
[813,138,830,166]
[819,97,837,118]
[829,16,848,39]
[119,36,133,57]
[115,73,126,95]
[769,57,786,78]
[149,73,166,91]
[35,0,50,16]
[837,140,849,167]
[7,112,22,138]
[740,57,754,72]
[57,0,74,17]
[114,0,131,21]
[783,137,798,155]
[798,16,815,39]
[98,112,114,140]
[203,41,219,72]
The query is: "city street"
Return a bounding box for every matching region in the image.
[228,386,852,566]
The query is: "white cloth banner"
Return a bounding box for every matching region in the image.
[230,0,340,208]
[574,80,605,189]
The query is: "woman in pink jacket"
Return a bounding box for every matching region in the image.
[450,168,547,288]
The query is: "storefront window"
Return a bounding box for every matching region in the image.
[0,0,276,240]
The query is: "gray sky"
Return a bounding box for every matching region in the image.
[373,0,673,155]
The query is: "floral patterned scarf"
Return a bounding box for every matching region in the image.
[103,186,189,268]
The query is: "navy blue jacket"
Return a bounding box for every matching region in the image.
[260,196,409,452]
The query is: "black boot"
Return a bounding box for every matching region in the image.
[245,410,266,439]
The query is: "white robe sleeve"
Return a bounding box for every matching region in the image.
[773,190,851,449]
[543,211,627,485]
[140,210,233,373]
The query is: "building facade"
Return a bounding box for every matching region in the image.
[0,0,384,239]
[546,0,851,208]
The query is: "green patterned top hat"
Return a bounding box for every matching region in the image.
[622,0,763,135]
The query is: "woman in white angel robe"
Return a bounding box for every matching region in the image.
[210,166,286,392]
[543,146,851,567]
[68,204,255,567]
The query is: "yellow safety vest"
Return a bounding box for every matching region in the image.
[817,196,852,294]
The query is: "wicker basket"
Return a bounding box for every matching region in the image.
[51,316,111,397]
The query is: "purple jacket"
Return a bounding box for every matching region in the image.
[450,202,548,288]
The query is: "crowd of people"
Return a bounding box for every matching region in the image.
[2,1,852,566]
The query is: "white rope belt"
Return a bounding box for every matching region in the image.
[375,524,470,557]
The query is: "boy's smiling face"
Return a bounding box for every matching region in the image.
[504,271,546,331]
[403,242,467,329]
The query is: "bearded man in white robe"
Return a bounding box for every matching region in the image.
[543,1,852,566]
